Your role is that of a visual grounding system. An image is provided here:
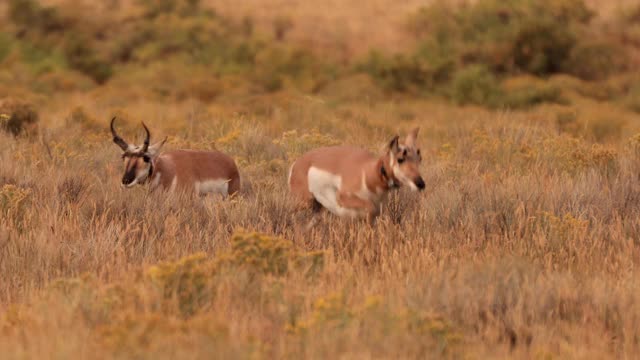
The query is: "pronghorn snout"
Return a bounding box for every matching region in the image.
[122,173,136,186]
[414,176,425,191]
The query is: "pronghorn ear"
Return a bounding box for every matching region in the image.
[388,135,401,154]
[147,136,167,157]
[405,127,419,147]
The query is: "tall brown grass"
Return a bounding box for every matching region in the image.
[2,95,640,358]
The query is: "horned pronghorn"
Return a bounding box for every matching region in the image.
[110,118,240,197]
[288,128,424,222]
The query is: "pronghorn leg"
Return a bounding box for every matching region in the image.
[305,198,324,231]
[336,192,379,224]
[227,176,240,197]
[311,198,323,213]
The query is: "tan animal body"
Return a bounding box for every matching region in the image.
[288,128,424,221]
[110,118,240,196]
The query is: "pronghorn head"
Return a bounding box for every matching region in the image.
[386,127,425,191]
[110,117,167,188]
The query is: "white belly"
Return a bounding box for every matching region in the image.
[307,167,362,218]
[195,179,229,196]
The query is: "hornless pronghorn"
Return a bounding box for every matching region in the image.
[288,128,424,223]
[110,118,240,197]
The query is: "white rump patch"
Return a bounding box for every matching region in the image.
[195,179,229,197]
[307,167,360,218]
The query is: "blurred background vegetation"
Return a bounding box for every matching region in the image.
[1,0,639,111]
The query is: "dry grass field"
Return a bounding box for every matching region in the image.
[2,0,640,358]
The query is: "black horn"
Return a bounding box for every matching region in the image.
[141,122,151,153]
[110,117,129,151]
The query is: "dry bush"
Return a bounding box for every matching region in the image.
[0,98,39,136]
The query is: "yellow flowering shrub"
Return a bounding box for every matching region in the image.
[0,184,32,225]
[273,129,341,159]
[146,253,217,316]
[540,211,589,242]
[218,231,325,277]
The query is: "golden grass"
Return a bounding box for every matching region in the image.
[2,90,640,358]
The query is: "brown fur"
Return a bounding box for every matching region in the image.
[150,150,240,195]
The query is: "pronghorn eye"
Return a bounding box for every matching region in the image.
[402,149,408,157]
[142,155,151,163]
[417,149,421,156]
[398,158,405,164]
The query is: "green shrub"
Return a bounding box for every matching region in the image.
[253,46,330,93]
[8,0,66,34]
[0,33,13,63]
[406,0,609,79]
[362,0,614,104]
[359,49,453,93]
[563,41,628,81]
[511,19,574,75]
[63,35,113,84]
[138,0,202,18]
[20,42,64,70]
[501,79,566,108]
[450,65,501,107]
[363,0,627,107]
[449,69,565,109]
[116,12,259,76]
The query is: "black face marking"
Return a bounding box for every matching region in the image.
[121,152,152,185]
[122,162,137,185]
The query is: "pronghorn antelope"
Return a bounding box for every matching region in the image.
[110,118,240,197]
[288,128,424,222]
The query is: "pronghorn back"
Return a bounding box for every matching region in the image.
[154,149,240,196]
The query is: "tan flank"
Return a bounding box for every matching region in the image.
[110,118,240,197]
[289,128,424,222]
